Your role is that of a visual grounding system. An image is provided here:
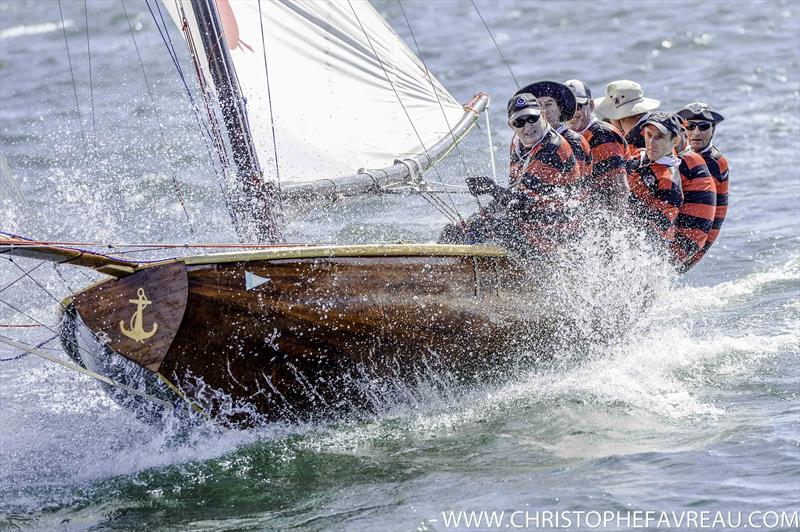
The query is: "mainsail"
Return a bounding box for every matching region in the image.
[162,0,488,231]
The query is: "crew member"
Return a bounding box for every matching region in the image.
[677,102,729,268]
[626,112,683,252]
[564,79,629,212]
[460,93,580,255]
[671,120,717,268]
[517,81,592,192]
[594,80,660,157]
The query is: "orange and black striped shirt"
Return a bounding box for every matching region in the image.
[509,128,580,253]
[684,145,730,268]
[671,151,717,266]
[581,119,628,207]
[627,150,683,249]
[558,124,593,185]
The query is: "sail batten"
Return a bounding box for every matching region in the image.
[163,0,473,189]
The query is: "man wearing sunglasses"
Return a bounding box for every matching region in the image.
[676,103,729,268]
[564,79,629,213]
[515,81,593,195]
[670,118,717,269]
[460,93,580,255]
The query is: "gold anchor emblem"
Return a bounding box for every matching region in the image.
[119,288,158,343]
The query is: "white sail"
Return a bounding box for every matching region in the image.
[163,0,466,186]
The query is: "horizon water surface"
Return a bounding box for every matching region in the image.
[0,0,798,530]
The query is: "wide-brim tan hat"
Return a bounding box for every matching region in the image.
[594,80,660,120]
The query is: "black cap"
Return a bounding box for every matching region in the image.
[507,93,542,122]
[643,112,683,138]
[515,81,577,122]
[676,102,724,124]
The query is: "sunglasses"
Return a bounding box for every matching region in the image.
[511,114,541,128]
[686,121,713,131]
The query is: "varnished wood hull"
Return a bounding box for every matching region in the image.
[61,245,560,422]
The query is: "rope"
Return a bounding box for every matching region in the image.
[0,334,57,362]
[0,334,174,409]
[470,0,519,88]
[398,1,478,218]
[346,0,464,224]
[398,1,469,175]
[161,0,242,236]
[57,0,89,155]
[121,0,195,236]
[0,255,115,359]
[257,0,283,195]
[144,0,231,192]
[83,0,97,150]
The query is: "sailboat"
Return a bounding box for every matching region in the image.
[1,0,553,422]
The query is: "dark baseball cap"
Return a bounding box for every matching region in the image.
[643,112,682,138]
[507,93,542,123]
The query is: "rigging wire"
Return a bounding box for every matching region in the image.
[398,1,483,216]
[144,0,231,183]
[83,0,97,149]
[2,240,316,250]
[0,334,57,362]
[346,0,463,224]
[470,0,519,89]
[256,0,283,195]
[0,334,175,409]
[0,255,114,357]
[57,0,89,156]
[0,259,46,297]
[121,0,195,236]
[398,1,470,176]
[152,0,242,236]
[7,257,72,308]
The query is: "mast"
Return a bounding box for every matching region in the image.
[190,0,281,243]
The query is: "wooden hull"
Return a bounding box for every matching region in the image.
[61,244,559,422]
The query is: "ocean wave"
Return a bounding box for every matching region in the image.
[664,256,799,313]
[0,20,73,41]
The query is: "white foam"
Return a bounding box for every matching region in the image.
[0,20,73,41]
[663,257,799,314]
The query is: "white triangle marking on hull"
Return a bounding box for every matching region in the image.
[245,271,270,291]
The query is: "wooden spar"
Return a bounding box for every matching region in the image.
[0,234,139,277]
[191,0,281,243]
